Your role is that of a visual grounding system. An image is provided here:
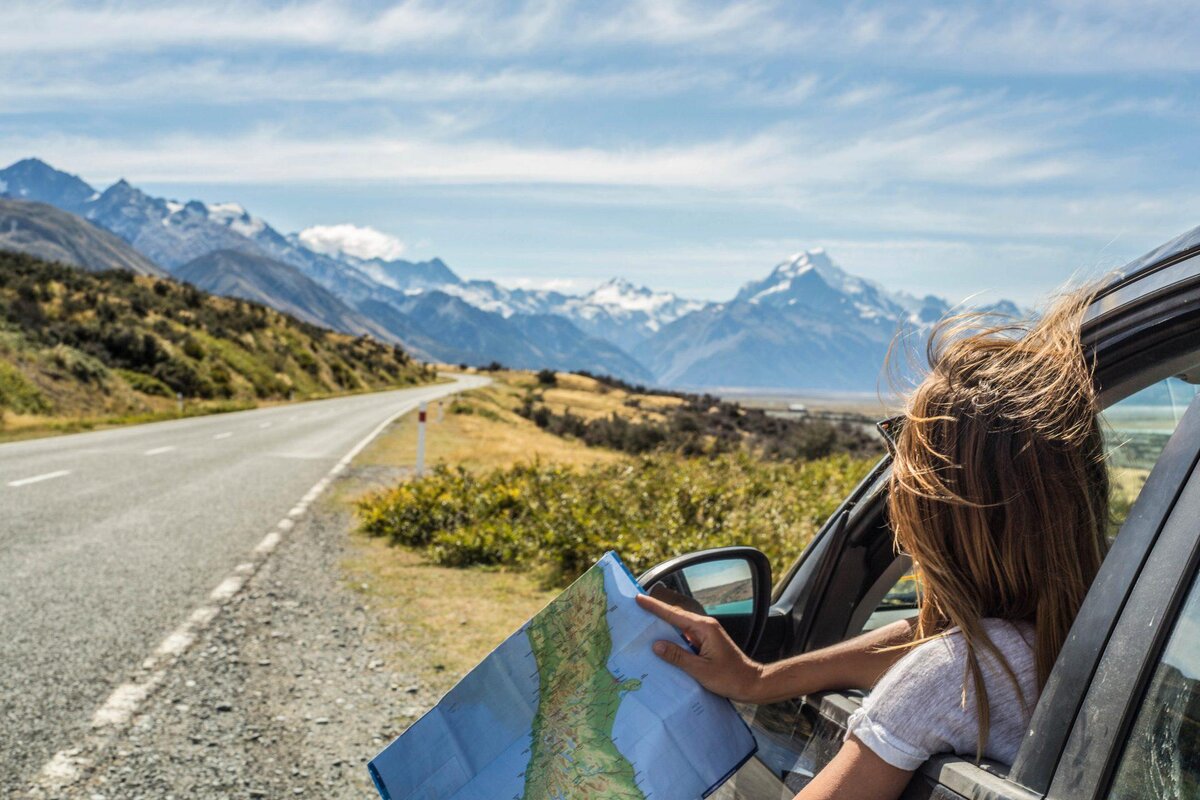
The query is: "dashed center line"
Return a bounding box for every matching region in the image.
[213,432,233,440]
[7,469,71,488]
[143,446,176,456]
[258,422,272,429]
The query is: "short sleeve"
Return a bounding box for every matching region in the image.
[843,638,969,771]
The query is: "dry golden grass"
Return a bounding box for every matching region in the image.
[356,377,625,472]
[528,371,681,423]
[343,371,641,686]
[0,398,257,442]
[344,536,556,692]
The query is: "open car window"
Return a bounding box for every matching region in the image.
[1103,376,1200,535]
[855,375,1200,638]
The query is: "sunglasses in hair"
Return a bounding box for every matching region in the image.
[875,414,905,455]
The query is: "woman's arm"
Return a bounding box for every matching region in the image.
[793,737,913,800]
[635,593,916,704]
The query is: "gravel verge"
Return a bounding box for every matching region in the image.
[65,463,435,800]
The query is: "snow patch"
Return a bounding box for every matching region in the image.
[205,202,266,238]
[206,202,246,217]
[298,223,406,261]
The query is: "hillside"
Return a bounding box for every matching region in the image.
[0,198,165,276]
[174,248,397,342]
[0,251,433,432]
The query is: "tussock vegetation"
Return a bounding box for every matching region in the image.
[516,381,882,461]
[357,453,875,587]
[0,251,433,429]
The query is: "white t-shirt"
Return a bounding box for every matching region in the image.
[844,618,1039,771]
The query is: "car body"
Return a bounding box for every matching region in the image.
[642,224,1200,800]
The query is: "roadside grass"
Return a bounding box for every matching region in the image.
[339,372,628,688]
[354,375,626,473]
[0,400,256,442]
[0,378,454,444]
[342,539,556,697]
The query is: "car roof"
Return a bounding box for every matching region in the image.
[1109,222,1200,288]
[1086,222,1200,325]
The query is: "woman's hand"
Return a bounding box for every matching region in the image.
[635,591,766,704]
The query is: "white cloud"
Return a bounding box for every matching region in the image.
[0,1,470,55]
[0,129,799,189]
[0,60,720,111]
[298,223,407,261]
[499,276,589,293]
[4,1,1197,73]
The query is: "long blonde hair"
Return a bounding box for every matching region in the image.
[887,287,1109,757]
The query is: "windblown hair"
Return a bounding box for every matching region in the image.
[887,286,1109,758]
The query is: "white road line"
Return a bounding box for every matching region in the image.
[143,446,175,456]
[31,380,477,795]
[259,422,272,429]
[213,432,232,440]
[7,469,70,488]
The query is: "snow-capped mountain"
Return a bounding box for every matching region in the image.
[637,248,976,391]
[0,156,1026,391]
[735,249,914,322]
[553,279,708,353]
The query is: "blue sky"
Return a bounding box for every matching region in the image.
[2,1,1199,305]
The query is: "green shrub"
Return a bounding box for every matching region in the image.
[0,360,51,413]
[181,335,206,360]
[116,369,173,397]
[517,391,882,461]
[357,453,874,586]
[49,344,110,383]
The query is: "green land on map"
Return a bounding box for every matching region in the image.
[521,566,645,800]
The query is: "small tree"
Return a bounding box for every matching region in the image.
[536,368,557,386]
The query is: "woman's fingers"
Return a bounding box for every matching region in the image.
[636,592,708,635]
[648,583,707,616]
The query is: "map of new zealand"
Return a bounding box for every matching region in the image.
[368,552,757,800]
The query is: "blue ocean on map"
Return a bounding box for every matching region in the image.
[368,552,756,800]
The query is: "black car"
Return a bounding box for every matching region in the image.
[639,224,1200,800]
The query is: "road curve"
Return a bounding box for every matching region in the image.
[0,374,487,793]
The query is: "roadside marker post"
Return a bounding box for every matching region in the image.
[416,402,427,477]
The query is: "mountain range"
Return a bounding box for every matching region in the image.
[0,157,1019,391]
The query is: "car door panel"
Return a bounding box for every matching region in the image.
[1010,393,1200,792]
[1047,398,1200,799]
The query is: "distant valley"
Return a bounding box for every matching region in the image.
[0,157,1020,391]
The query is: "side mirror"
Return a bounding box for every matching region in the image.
[638,546,772,655]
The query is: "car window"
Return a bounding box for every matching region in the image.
[1106,568,1200,799]
[1102,376,1199,535]
[862,570,919,632]
[860,376,1199,634]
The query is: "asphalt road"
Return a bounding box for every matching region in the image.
[0,375,485,794]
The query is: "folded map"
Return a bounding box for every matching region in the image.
[368,551,757,799]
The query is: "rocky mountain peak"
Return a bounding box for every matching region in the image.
[0,158,98,211]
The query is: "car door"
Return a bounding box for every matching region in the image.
[1039,390,1200,800]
